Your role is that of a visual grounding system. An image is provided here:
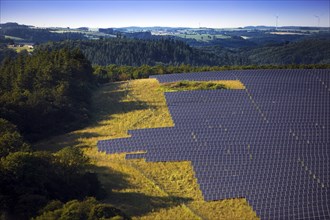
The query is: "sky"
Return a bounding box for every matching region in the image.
[0,0,329,28]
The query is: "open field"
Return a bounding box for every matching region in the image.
[50,29,116,38]
[4,35,25,41]
[36,79,258,219]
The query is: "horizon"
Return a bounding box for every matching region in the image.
[2,21,329,29]
[1,22,328,30]
[1,0,329,29]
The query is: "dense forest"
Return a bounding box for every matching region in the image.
[36,39,227,66]
[0,48,129,219]
[244,38,330,64]
[35,37,330,67]
[0,49,95,141]
[202,38,330,65]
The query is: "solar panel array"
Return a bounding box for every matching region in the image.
[98,69,330,220]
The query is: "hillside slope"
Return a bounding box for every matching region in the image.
[36,79,258,219]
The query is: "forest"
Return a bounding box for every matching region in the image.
[0,49,129,219]
[35,37,330,67]
[0,49,95,141]
[36,39,225,66]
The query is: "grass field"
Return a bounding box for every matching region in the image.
[36,79,258,219]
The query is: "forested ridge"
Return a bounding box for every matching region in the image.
[1,22,329,66]
[35,37,330,67]
[36,38,235,66]
[244,38,330,65]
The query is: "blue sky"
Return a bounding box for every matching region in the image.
[1,1,329,28]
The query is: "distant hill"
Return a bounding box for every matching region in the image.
[1,23,329,66]
[0,23,87,43]
[0,22,33,29]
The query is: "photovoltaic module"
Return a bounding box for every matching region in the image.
[98,69,330,220]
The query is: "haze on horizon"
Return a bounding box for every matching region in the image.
[1,0,329,28]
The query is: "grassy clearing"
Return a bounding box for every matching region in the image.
[161,80,245,92]
[4,35,25,41]
[36,79,258,219]
[7,45,34,53]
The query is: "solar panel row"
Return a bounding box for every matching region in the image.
[98,69,330,220]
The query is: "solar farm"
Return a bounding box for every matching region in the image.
[98,69,330,219]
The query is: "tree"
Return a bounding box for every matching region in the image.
[0,118,29,158]
[0,151,102,219]
[0,48,95,141]
[55,147,89,173]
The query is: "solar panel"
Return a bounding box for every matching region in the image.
[98,69,330,219]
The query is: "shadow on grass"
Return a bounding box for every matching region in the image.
[34,131,101,152]
[93,165,133,191]
[35,82,191,218]
[91,82,149,124]
[35,82,150,152]
[109,192,193,217]
[93,165,193,217]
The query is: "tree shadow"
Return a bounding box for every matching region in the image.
[92,165,133,191]
[109,192,193,217]
[93,165,193,218]
[91,82,150,124]
[35,81,150,152]
[34,131,101,152]
[35,81,191,217]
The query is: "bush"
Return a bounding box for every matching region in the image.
[89,204,130,220]
[34,198,130,220]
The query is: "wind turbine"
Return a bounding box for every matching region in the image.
[275,15,279,30]
[314,15,320,28]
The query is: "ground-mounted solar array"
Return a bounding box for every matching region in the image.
[98,69,330,220]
